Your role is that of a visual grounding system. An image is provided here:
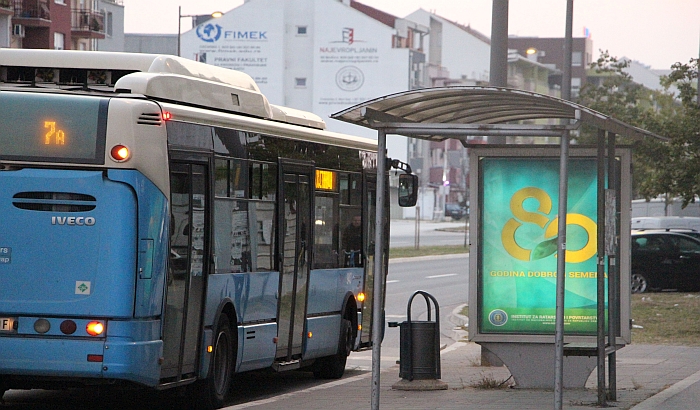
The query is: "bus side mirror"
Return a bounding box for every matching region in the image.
[398,173,418,207]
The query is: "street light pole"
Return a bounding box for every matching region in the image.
[177,6,182,57]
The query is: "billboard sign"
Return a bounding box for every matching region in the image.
[469,147,631,343]
[481,156,602,335]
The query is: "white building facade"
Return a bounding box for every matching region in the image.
[406,9,491,87]
[96,0,125,52]
[0,2,10,48]
[179,0,432,161]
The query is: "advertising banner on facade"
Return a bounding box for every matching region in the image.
[479,157,605,335]
[312,1,410,120]
[180,0,284,104]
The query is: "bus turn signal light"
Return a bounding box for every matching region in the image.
[357,292,366,302]
[110,145,130,162]
[86,321,104,336]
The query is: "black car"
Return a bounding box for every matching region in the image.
[445,203,468,220]
[631,230,700,293]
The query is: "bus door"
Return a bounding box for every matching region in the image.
[274,161,313,368]
[161,156,210,382]
[359,174,377,346]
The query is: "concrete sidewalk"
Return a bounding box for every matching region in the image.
[223,317,700,410]
[223,341,700,410]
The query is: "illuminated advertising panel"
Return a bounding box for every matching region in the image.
[479,156,605,335]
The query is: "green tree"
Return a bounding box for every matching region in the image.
[659,58,700,206]
[576,52,700,205]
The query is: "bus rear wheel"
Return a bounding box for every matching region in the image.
[314,318,352,379]
[193,315,234,409]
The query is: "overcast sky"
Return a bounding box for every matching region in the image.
[122,0,700,70]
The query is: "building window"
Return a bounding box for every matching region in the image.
[54,0,65,4]
[572,51,583,67]
[54,32,64,50]
[295,77,307,88]
[571,77,581,98]
[106,12,113,36]
[296,26,307,35]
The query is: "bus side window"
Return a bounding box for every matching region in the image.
[214,198,249,273]
[340,211,362,267]
[338,172,363,267]
[250,162,277,201]
[313,195,339,269]
[339,173,361,206]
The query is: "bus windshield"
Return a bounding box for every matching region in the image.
[0,91,108,164]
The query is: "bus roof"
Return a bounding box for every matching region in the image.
[0,49,326,130]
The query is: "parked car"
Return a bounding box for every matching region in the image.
[631,230,700,293]
[445,203,468,220]
[632,228,700,240]
[631,216,700,231]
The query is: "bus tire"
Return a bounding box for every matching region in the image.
[313,318,352,379]
[193,314,234,409]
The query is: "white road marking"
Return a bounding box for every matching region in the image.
[425,273,458,279]
[221,372,372,409]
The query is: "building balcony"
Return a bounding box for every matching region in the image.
[0,0,12,15]
[12,0,51,26]
[71,8,105,39]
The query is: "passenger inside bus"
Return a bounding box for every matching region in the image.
[342,214,362,267]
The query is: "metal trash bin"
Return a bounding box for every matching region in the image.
[389,290,441,381]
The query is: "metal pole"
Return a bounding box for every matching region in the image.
[596,129,607,406]
[561,0,574,101]
[489,0,509,87]
[555,4,574,408]
[489,0,509,145]
[607,131,618,401]
[371,130,387,410]
[177,6,182,57]
[554,130,570,410]
[464,212,468,248]
[415,204,420,250]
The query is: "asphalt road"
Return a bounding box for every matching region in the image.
[348,253,469,371]
[389,219,469,248]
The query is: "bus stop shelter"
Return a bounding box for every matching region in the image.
[331,86,666,409]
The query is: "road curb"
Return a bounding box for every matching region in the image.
[447,304,469,342]
[631,367,700,409]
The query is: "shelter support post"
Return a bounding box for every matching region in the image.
[554,130,570,409]
[607,131,619,401]
[596,129,607,406]
[371,129,387,410]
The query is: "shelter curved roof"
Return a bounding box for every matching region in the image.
[331,86,666,141]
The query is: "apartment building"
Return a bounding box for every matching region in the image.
[7,0,114,50]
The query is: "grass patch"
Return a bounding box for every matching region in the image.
[631,293,700,346]
[469,373,513,389]
[389,245,468,259]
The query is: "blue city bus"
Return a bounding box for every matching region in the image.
[0,49,404,408]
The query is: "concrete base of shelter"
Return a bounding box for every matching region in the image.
[392,378,449,391]
[479,342,597,389]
